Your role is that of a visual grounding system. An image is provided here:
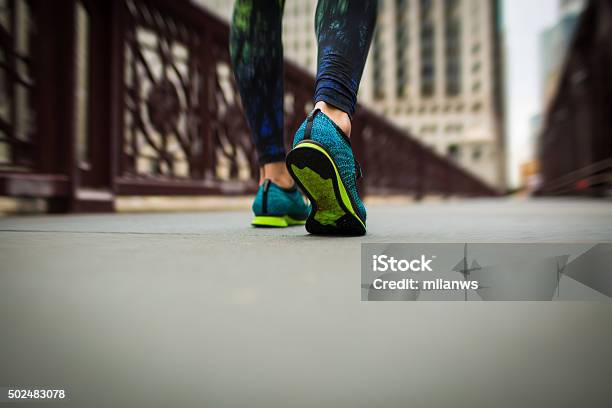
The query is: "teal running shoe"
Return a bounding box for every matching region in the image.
[285,109,366,236]
[251,179,310,227]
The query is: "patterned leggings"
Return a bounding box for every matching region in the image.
[230,0,378,165]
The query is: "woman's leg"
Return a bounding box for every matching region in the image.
[230,0,293,187]
[285,1,377,235]
[313,0,378,131]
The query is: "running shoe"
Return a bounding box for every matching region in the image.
[251,179,310,227]
[285,109,366,235]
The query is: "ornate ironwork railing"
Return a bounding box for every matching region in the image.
[0,0,497,212]
[0,0,36,170]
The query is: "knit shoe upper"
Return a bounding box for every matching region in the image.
[292,111,366,223]
[252,179,310,219]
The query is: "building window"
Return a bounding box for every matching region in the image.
[395,0,409,97]
[444,0,461,96]
[420,0,435,97]
[447,144,460,159]
[472,146,482,161]
[372,28,385,100]
[444,124,463,133]
[472,102,482,112]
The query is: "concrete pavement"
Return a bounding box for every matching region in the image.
[1,198,611,407]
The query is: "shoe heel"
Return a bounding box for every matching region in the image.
[286,142,366,236]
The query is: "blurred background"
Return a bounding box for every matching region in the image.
[0,0,610,213]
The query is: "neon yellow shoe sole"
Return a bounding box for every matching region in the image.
[286,141,366,236]
[251,215,307,228]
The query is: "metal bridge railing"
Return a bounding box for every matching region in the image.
[0,0,498,212]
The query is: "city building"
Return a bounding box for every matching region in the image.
[537,0,612,197]
[560,0,586,16]
[193,0,506,189]
[361,0,506,189]
[517,113,542,190]
[526,0,585,193]
[519,159,540,193]
[539,0,585,107]
[192,0,319,75]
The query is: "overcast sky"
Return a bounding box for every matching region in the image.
[503,0,559,187]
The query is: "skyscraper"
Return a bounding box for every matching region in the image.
[559,0,585,16]
[539,0,585,106]
[360,0,506,189]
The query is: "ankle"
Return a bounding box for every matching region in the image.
[268,174,295,189]
[314,101,351,137]
[262,162,295,189]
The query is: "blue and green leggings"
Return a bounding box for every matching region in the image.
[230,0,378,165]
